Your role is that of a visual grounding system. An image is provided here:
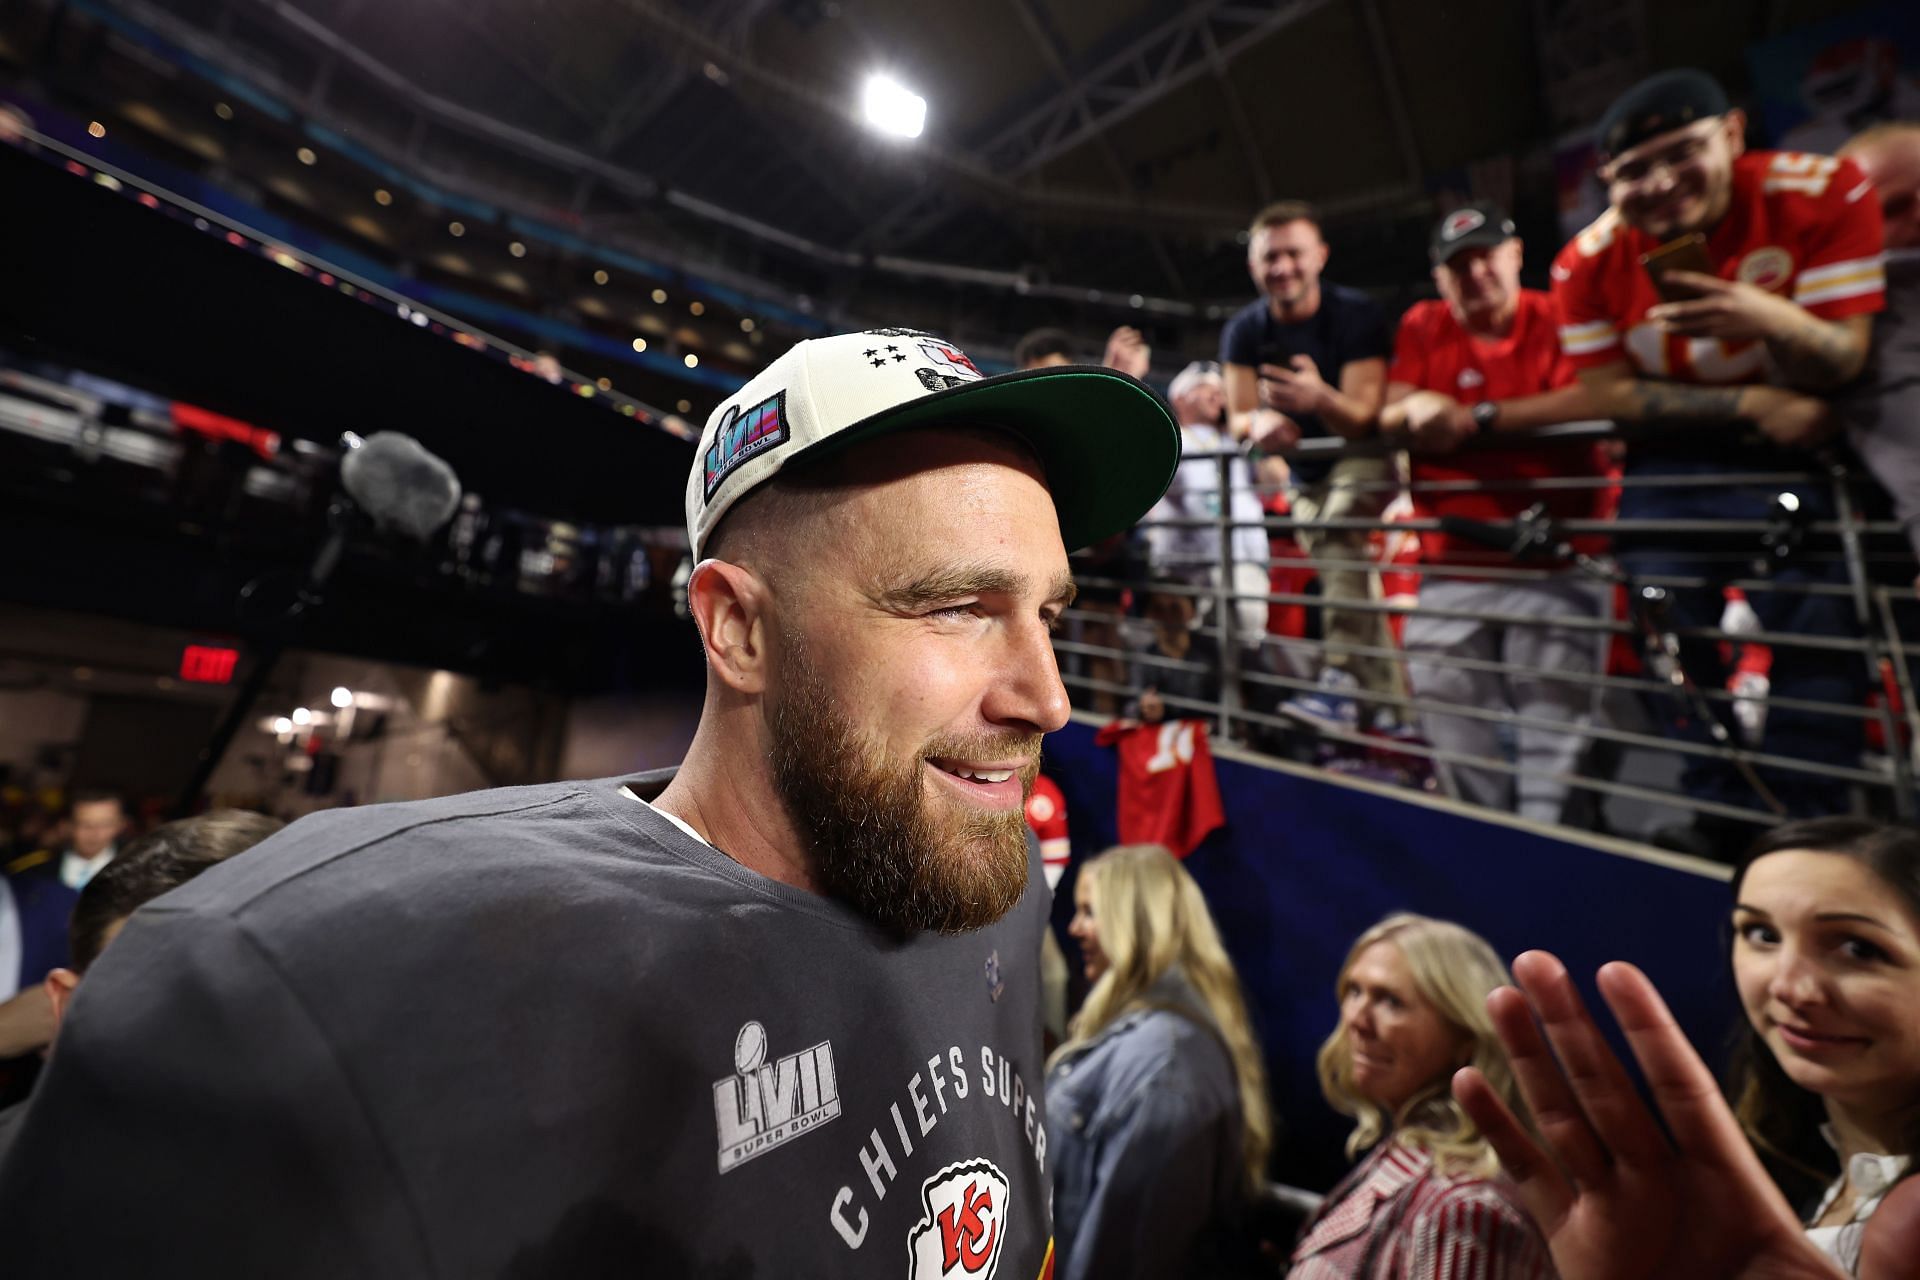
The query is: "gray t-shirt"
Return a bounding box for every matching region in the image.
[0,773,1054,1278]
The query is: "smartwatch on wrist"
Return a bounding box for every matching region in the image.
[1471,400,1500,430]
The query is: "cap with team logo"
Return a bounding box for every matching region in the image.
[1429,202,1518,266]
[686,329,1180,558]
[1596,68,1729,161]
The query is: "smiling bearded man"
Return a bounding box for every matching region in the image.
[0,329,1179,1279]
[769,627,1041,935]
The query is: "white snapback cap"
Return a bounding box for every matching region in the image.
[686,327,1179,558]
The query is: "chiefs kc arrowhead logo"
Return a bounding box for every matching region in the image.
[908,1158,1010,1279]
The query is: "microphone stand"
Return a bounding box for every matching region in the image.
[170,481,364,818]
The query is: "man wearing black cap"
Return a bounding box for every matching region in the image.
[0,330,1181,1277]
[1552,68,1887,843]
[1381,203,1612,824]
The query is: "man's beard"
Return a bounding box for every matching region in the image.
[768,641,1038,937]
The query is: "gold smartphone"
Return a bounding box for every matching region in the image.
[1639,233,1716,302]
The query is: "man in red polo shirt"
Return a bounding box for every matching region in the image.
[1383,203,1612,824]
[1551,69,1885,849]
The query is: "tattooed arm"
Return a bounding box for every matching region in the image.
[1576,362,1835,448]
[1763,311,1873,391]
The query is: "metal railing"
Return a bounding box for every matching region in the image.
[1056,424,1920,846]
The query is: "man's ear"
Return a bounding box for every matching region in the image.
[1724,108,1748,158]
[687,558,772,694]
[44,968,79,1035]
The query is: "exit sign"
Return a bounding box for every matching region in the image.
[180,643,239,684]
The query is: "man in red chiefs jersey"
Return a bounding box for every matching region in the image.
[1553,69,1885,848]
[1382,203,1611,824]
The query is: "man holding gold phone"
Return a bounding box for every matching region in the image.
[1550,69,1886,852]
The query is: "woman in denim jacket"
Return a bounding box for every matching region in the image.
[1045,844,1272,1279]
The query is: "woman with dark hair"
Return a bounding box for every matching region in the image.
[1727,817,1920,1275]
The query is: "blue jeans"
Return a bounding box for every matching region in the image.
[1615,456,1866,818]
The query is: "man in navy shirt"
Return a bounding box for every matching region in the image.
[1221,200,1397,733]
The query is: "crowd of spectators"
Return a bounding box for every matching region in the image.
[1067,70,1919,861]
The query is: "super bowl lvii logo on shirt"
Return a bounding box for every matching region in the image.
[712,1019,842,1173]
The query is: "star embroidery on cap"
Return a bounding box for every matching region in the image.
[870,357,887,367]
[891,352,905,361]
[863,348,877,358]
[885,344,899,352]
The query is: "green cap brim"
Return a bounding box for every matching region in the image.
[789,364,1181,553]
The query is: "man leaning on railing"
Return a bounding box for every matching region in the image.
[1222,200,1400,735]
[1379,202,1615,825]
[1552,69,1886,856]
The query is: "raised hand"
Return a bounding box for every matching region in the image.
[1862,1172,1920,1280]
[1451,951,1843,1280]
[1101,326,1151,380]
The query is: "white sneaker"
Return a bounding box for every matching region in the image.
[1282,668,1361,733]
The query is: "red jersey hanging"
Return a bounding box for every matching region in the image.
[1093,719,1226,857]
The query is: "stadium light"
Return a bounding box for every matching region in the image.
[292,706,312,726]
[330,686,353,709]
[862,74,926,140]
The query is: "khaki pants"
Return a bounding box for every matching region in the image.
[1289,455,1405,709]
[1403,575,1608,824]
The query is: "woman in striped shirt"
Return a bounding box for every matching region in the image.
[1287,914,1554,1280]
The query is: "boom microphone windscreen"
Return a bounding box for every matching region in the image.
[340,432,463,542]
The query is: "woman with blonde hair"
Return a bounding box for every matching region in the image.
[1046,844,1272,1279]
[1288,913,1552,1279]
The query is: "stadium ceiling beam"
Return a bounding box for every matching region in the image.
[142,0,662,200]
[111,0,1432,322]
[977,0,1341,181]
[419,0,608,135]
[852,0,1327,254]
[591,0,779,157]
[1357,0,1422,185]
[1005,0,1187,296]
[1195,17,1273,204]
